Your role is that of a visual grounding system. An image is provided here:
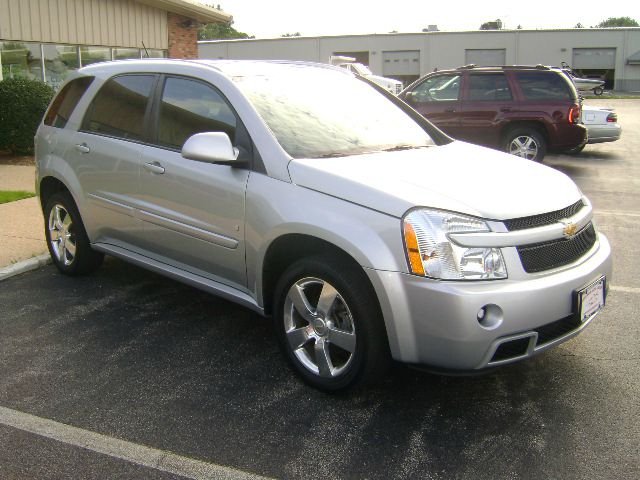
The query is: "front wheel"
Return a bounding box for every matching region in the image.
[593,86,604,96]
[44,191,104,276]
[273,255,390,392]
[504,129,547,162]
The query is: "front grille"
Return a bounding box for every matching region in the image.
[533,315,581,346]
[517,223,596,273]
[504,200,584,231]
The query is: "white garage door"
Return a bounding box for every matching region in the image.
[465,49,506,66]
[572,48,616,69]
[382,50,420,76]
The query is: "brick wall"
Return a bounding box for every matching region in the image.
[168,12,198,59]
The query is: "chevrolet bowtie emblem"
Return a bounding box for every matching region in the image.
[562,222,578,237]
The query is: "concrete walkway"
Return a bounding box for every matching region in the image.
[0,165,47,267]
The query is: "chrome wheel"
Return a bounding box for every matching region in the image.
[283,277,356,378]
[509,135,539,160]
[48,204,76,266]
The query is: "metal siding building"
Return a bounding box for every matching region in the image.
[199,28,640,91]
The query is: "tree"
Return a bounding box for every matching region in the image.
[281,32,301,37]
[596,17,639,27]
[480,19,502,30]
[575,23,584,28]
[198,22,252,40]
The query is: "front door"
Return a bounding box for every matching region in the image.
[136,76,250,290]
[404,73,462,138]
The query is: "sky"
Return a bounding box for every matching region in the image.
[216,0,640,39]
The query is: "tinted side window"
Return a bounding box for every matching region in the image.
[83,75,155,141]
[468,73,512,101]
[515,72,572,101]
[44,77,94,128]
[411,74,461,102]
[157,77,236,150]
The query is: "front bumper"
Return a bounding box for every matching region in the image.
[366,233,612,370]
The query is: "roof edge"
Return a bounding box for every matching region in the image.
[134,0,231,23]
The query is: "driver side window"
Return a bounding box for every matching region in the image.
[411,74,461,102]
[157,76,237,150]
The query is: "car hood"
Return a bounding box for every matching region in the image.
[288,141,582,220]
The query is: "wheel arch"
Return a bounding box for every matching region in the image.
[500,121,549,144]
[261,233,380,317]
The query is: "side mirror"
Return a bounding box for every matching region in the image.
[181,132,239,164]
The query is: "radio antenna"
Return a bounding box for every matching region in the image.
[142,41,150,58]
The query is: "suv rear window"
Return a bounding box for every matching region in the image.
[44,77,94,128]
[82,75,155,141]
[515,72,572,101]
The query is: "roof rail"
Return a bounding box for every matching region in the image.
[459,64,476,69]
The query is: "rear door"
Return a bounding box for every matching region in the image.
[458,72,514,147]
[403,73,462,137]
[136,75,250,290]
[66,74,157,248]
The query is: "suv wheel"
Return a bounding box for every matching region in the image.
[504,129,547,162]
[44,192,104,276]
[273,255,390,392]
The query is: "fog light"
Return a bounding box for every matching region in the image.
[477,304,503,330]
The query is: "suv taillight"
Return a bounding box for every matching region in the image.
[606,112,617,123]
[568,104,581,124]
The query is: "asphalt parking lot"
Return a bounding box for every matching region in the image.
[1,99,639,479]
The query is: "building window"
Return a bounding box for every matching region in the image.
[0,41,43,81]
[80,46,111,67]
[114,48,141,60]
[142,49,168,58]
[43,45,79,89]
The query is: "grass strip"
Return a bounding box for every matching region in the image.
[0,190,35,204]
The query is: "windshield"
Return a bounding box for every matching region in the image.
[234,67,434,159]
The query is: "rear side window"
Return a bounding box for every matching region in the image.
[468,73,512,101]
[515,72,572,101]
[82,75,155,141]
[44,77,94,128]
[156,77,236,150]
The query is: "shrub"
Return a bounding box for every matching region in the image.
[0,77,55,155]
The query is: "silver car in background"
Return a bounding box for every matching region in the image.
[35,60,612,391]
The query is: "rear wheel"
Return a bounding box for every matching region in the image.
[44,192,104,276]
[504,128,547,162]
[273,255,390,392]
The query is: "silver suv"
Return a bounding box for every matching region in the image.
[36,60,612,391]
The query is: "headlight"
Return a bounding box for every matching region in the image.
[403,209,507,280]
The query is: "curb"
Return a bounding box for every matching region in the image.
[0,254,51,282]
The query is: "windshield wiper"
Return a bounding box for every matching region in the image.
[316,152,350,158]
[382,145,428,152]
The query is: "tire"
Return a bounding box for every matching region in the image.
[273,255,390,392]
[44,191,104,276]
[593,86,604,96]
[503,128,547,162]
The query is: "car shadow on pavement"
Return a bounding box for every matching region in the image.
[0,258,623,479]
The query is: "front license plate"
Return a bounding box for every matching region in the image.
[577,276,605,323]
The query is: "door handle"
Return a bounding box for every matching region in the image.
[143,161,165,174]
[500,107,512,112]
[444,108,456,113]
[74,143,90,154]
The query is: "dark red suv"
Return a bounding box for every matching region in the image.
[399,65,587,162]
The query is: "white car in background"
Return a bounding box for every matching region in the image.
[568,106,621,154]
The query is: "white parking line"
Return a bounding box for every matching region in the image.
[0,405,269,480]
[610,285,640,294]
